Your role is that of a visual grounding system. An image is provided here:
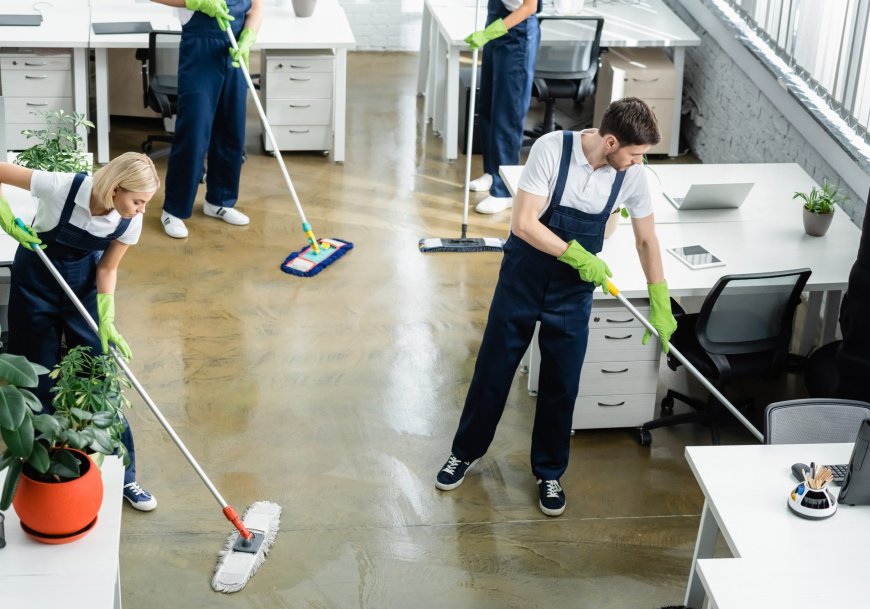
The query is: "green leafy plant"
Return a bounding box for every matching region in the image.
[13,109,94,173]
[793,180,847,215]
[0,346,131,510]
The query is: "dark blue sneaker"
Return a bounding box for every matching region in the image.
[537,479,565,516]
[435,454,479,490]
[123,481,158,512]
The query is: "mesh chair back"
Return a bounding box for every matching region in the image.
[149,31,181,93]
[765,399,870,444]
[535,16,603,79]
[697,268,811,356]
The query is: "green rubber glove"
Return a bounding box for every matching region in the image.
[643,280,678,353]
[185,0,234,31]
[465,19,508,50]
[557,240,612,292]
[230,28,256,69]
[0,197,43,250]
[97,294,133,360]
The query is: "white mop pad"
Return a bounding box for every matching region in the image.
[212,501,282,593]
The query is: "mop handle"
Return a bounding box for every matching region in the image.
[605,280,765,442]
[226,28,320,253]
[20,223,255,539]
[461,0,483,238]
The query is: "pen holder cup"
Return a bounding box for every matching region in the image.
[787,481,837,519]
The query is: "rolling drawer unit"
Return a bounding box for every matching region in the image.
[261,50,334,153]
[526,299,659,430]
[593,48,676,155]
[0,51,75,150]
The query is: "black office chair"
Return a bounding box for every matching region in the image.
[639,268,813,446]
[764,398,870,444]
[524,16,604,145]
[137,30,181,154]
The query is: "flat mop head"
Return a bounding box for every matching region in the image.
[281,237,353,277]
[419,237,504,253]
[212,501,282,593]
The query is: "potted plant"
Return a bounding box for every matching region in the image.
[13,109,94,173]
[0,346,131,543]
[793,179,846,237]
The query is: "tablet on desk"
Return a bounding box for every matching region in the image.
[0,14,43,26]
[92,21,153,35]
[667,245,725,270]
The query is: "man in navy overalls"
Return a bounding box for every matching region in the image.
[436,98,677,516]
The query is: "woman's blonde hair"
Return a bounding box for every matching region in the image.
[91,152,160,211]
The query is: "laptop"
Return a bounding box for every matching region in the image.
[92,21,153,35]
[666,182,754,210]
[0,14,43,26]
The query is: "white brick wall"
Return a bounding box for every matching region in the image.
[338,0,424,51]
[663,0,866,225]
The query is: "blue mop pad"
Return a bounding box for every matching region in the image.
[281,238,353,277]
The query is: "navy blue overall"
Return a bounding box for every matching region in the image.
[478,0,541,198]
[7,174,138,484]
[451,132,625,480]
[162,0,251,219]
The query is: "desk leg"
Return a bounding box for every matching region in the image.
[685,499,718,609]
[431,32,444,133]
[95,48,110,165]
[73,47,89,154]
[334,48,347,164]
[417,5,432,95]
[821,289,842,345]
[442,46,459,162]
[115,563,122,609]
[670,47,685,158]
[799,291,824,356]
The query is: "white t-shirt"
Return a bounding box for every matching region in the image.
[517,130,657,219]
[29,171,143,246]
[501,0,525,10]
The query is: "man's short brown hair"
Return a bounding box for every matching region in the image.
[599,97,661,146]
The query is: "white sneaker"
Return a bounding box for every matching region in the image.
[203,202,250,226]
[161,211,188,238]
[475,196,513,214]
[468,174,493,192]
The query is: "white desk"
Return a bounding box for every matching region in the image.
[685,443,870,609]
[417,0,700,160]
[0,456,125,609]
[0,1,91,148]
[89,0,355,164]
[500,162,862,353]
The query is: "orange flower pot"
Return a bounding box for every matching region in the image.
[13,449,103,543]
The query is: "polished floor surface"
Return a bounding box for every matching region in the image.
[102,52,804,608]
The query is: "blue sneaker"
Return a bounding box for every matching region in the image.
[537,479,566,516]
[435,454,479,490]
[123,481,158,512]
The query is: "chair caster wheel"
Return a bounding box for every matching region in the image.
[661,395,674,416]
[638,428,652,446]
[142,141,153,153]
[570,429,575,437]
[322,150,329,157]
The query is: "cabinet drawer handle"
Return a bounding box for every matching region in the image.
[604,334,632,340]
[289,77,311,82]
[597,401,626,407]
[605,317,634,324]
[289,103,311,108]
[25,75,48,79]
[600,368,629,374]
[289,64,312,69]
[629,77,660,82]
[26,102,49,106]
[288,129,310,134]
[24,62,47,67]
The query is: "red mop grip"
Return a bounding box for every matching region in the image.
[223,506,254,540]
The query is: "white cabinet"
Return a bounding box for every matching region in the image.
[0,51,75,150]
[526,299,659,430]
[593,48,675,156]
[261,50,333,153]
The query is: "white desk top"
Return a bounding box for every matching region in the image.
[0,2,91,48]
[0,456,124,609]
[427,0,700,47]
[685,444,870,560]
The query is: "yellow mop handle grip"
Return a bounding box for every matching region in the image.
[606,281,619,297]
[302,222,321,254]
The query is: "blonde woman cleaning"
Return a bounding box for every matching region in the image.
[0,153,161,511]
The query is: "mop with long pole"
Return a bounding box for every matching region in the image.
[419,0,504,253]
[225,29,353,277]
[605,280,765,443]
[19,221,281,593]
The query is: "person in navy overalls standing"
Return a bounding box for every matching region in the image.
[465,0,541,215]
[436,99,678,516]
[152,0,262,239]
[0,153,161,511]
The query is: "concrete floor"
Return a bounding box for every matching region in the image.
[100,52,806,608]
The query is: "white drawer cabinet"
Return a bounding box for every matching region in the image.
[526,299,660,430]
[0,51,76,151]
[261,50,334,153]
[593,48,676,155]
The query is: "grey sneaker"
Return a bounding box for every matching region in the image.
[435,454,479,490]
[537,479,566,516]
